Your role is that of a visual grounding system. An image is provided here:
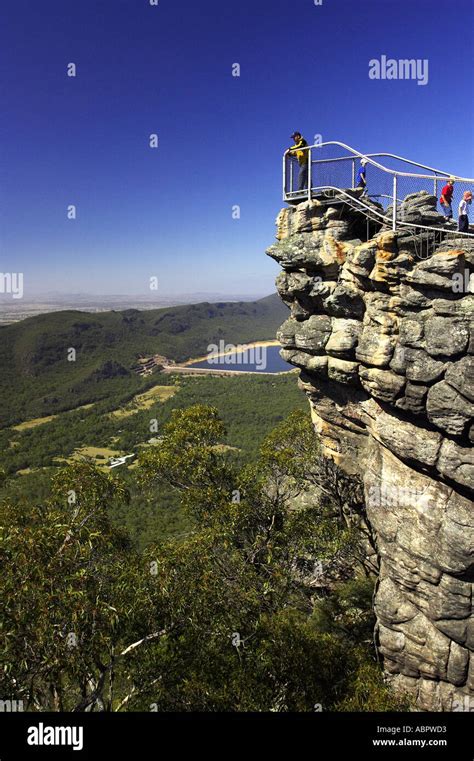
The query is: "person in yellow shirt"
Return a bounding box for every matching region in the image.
[288,131,309,191]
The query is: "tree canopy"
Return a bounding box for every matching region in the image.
[1,406,408,711]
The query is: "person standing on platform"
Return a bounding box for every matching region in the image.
[356,158,368,195]
[458,190,472,233]
[440,177,455,222]
[288,132,309,192]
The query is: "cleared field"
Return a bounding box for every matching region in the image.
[12,403,95,432]
[109,408,138,420]
[212,444,240,453]
[51,447,128,471]
[13,414,58,431]
[110,385,177,419]
[71,446,123,461]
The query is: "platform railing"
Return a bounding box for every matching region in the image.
[283,141,474,237]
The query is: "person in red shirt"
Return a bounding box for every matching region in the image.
[440,178,455,221]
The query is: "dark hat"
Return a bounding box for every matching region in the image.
[290,131,301,139]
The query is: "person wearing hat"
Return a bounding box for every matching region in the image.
[287,131,309,191]
[356,158,368,195]
[440,177,455,221]
[458,190,472,233]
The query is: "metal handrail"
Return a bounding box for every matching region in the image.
[365,152,451,177]
[309,154,451,178]
[283,141,474,234]
[309,154,449,175]
[292,184,474,238]
[286,141,474,181]
[300,148,458,178]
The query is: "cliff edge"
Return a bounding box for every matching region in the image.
[268,191,473,711]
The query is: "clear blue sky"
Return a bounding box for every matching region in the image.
[1,0,473,298]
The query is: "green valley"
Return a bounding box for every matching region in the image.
[0,293,288,427]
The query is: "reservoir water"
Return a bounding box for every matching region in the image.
[186,343,292,374]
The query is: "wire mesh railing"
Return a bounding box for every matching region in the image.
[283,141,474,238]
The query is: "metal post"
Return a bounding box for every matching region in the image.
[352,158,355,189]
[392,175,397,231]
[307,147,312,202]
[434,178,438,199]
[290,158,293,195]
[283,153,287,201]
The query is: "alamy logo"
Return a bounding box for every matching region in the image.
[0,272,24,299]
[207,340,268,371]
[0,699,24,712]
[369,55,429,86]
[453,695,474,712]
[367,483,427,509]
[452,270,472,293]
[27,723,84,752]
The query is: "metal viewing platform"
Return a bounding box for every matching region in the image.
[283,141,474,238]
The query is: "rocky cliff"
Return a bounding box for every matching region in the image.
[267,191,473,711]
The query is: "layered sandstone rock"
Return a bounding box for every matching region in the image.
[268,192,473,711]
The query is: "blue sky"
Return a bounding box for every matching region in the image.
[1,0,473,299]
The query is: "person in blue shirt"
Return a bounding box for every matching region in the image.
[356,158,368,195]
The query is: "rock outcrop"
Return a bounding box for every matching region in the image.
[268,192,473,711]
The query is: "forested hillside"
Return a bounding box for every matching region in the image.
[1,374,306,549]
[2,407,407,712]
[0,294,288,426]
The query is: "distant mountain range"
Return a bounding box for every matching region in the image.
[0,292,268,325]
[0,293,289,427]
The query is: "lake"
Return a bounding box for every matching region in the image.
[186,343,292,374]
